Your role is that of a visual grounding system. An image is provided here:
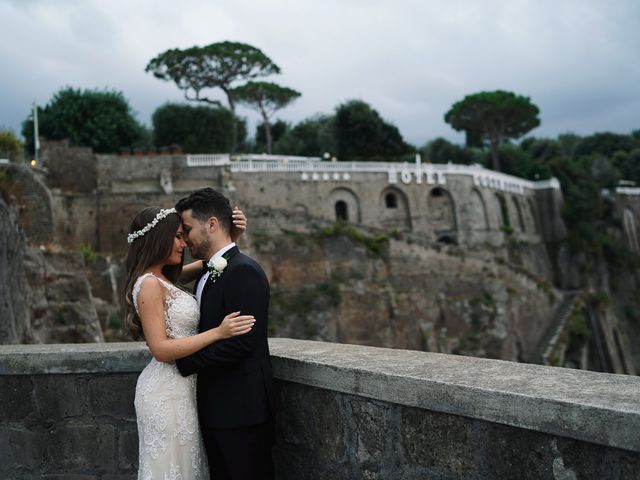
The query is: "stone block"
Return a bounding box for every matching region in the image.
[0,426,45,473]
[400,405,478,478]
[117,423,139,471]
[275,381,350,477]
[348,396,393,476]
[40,476,97,480]
[45,423,116,473]
[471,420,549,480]
[0,376,35,421]
[32,374,85,420]
[87,374,137,420]
[551,435,640,480]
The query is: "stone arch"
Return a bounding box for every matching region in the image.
[380,186,412,231]
[623,208,639,253]
[427,186,457,232]
[527,198,541,234]
[329,187,361,223]
[511,196,526,232]
[468,188,490,231]
[495,193,510,230]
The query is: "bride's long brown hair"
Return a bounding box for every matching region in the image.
[124,207,183,340]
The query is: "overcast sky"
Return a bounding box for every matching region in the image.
[1,0,639,147]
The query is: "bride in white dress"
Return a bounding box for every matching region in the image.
[124,206,251,480]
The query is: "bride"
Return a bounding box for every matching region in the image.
[124,205,252,479]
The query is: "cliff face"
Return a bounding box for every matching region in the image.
[244,217,559,363]
[0,197,30,344]
[0,178,103,345]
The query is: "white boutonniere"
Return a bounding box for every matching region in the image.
[207,256,228,283]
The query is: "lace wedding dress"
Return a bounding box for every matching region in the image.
[132,273,209,480]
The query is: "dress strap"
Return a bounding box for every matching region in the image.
[132,273,176,314]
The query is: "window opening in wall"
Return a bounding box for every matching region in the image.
[430,188,444,197]
[437,234,457,245]
[385,193,398,208]
[335,200,348,222]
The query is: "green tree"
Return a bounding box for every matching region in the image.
[152,103,246,153]
[254,120,289,153]
[0,130,22,162]
[574,132,638,158]
[334,100,413,161]
[275,114,336,157]
[421,137,479,165]
[231,81,300,154]
[145,41,280,151]
[444,90,540,171]
[21,87,146,153]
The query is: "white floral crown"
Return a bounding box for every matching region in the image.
[127,208,177,244]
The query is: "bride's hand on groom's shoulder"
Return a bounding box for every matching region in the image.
[215,311,255,340]
[231,206,247,242]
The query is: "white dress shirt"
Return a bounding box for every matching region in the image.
[196,242,235,306]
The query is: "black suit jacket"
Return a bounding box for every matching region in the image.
[175,246,274,429]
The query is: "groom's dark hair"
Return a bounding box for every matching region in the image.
[176,187,233,232]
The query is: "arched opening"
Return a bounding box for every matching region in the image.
[426,187,457,232]
[335,200,348,222]
[380,187,412,231]
[329,188,361,224]
[469,189,490,230]
[495,193,510,229]
[624,208,639,253]
[437,234,457,245]
[512,196,526,232]
[527,198,541,234]
[385,193,398,208]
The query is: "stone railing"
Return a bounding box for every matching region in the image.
[186,154,561,194]
[1,339,638,479]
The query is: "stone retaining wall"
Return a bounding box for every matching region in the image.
[1,340,639,479]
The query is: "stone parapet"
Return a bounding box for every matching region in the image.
[1,340,639,479]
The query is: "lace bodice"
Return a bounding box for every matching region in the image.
[132,273,200,339]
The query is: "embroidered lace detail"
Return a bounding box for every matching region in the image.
[133,273,207,479]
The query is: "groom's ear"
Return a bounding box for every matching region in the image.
[207,216,219,232]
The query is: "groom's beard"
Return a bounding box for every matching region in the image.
[189,237,213,260]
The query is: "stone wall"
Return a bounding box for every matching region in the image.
[0,164,54,245]
[0,197,29,344]
[32,142,566,256]
[1,340,638,479]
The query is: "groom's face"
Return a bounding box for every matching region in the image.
[181,209,214,260]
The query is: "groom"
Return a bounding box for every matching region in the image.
[175,187,275,480]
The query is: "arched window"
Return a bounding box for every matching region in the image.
[385,193,398,208]
[335,200,348,222]
[430,187,444,197]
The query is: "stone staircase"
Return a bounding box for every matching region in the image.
[537,290,580,365]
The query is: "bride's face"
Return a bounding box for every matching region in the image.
[165,225,187,265]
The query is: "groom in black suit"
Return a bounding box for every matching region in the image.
[175,188,275,480]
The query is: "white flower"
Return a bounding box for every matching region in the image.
[207,256,228,283]
[213,256,227,272]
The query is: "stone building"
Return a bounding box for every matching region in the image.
[37,141,567,256]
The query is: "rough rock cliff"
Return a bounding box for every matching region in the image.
[0,176,103,345]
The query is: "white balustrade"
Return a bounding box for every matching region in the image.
[185,154,560,192]
[616,187,640,196]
